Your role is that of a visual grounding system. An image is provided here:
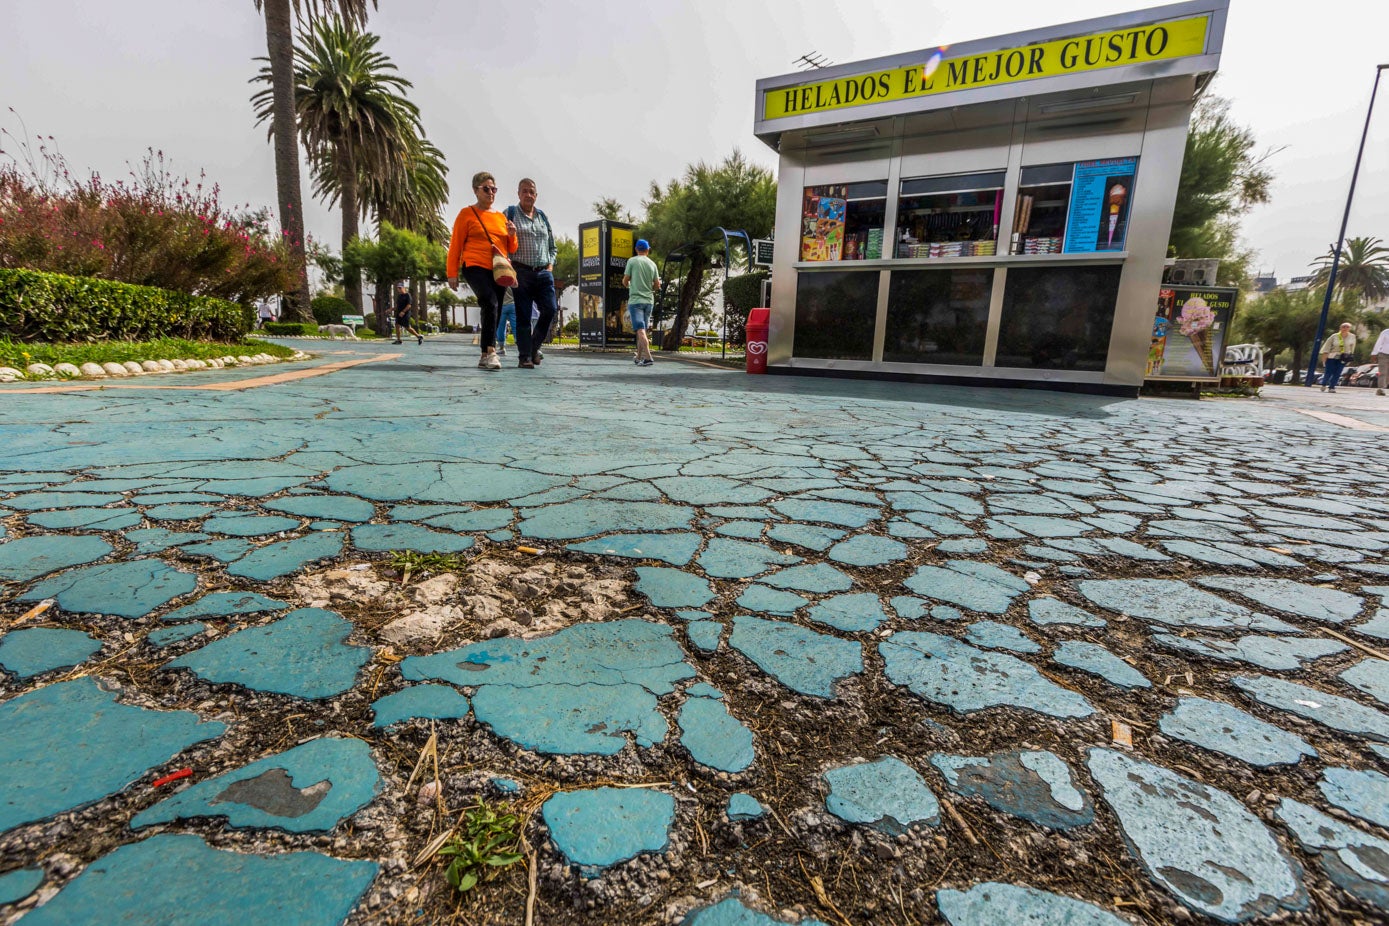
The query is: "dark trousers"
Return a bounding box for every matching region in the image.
[1323,357,1346,389]
[461,266,505,353]
[514,265,557,357]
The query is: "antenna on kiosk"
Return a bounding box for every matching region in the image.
[793,52,833,70]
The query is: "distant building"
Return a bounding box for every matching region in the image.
[1284,275,1315,292]
[1252,272,1277,294]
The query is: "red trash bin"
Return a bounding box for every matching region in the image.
[745,307,770,374]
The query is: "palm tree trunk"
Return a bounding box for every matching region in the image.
[262,0,312,322]
[339,151,363,315]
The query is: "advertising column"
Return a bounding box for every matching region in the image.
[578,222,604,346]
[605,222,637,345]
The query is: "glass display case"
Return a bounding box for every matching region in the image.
[799,182,888,262]
[1009,163,1073,255]
[895,171,1005,259]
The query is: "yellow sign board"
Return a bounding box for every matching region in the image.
[610,227,634,259]
[763,15,1208,121]
[581,226,600,258]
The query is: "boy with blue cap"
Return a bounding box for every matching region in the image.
[623,239,660,366]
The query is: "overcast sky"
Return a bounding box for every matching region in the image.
[3,0,1385,281]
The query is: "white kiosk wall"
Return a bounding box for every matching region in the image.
[755,0,1227,395]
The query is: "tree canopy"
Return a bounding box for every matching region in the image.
[638,150,776,350]
[1169,94,1275,284]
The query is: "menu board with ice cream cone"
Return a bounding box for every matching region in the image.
[1145,285,1237,381]
[1063,158,1138,254]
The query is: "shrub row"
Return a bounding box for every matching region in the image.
[721,270,769,346]
[262,322,320,336]
[311,294,354,325]
[0,268,251,342]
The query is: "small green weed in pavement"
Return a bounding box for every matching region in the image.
[437,802,524,893]
[388,550,470,576]
[0,337,295,369]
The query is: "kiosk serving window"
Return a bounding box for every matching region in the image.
[1010,163,1073,255]
[884,269,994,365]
[1010,158,1139,255]
[799,182,887,262]
[895,171,1004,259]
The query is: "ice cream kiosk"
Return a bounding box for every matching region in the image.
[752,0,1227,396]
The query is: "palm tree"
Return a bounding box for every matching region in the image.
[355,135,449,333]
[1311,236,1389,307]
[251,0,374,320]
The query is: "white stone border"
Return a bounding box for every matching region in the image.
[0,351,311,383]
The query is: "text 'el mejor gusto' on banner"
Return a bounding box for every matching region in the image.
[762,15,1209,120]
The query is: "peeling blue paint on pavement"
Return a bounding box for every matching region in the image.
[678,696,754,773]
[1158,698,1316,767]
[0,678,225,833]
[1051,641,1150,689]
[882,632,1093,718]
[729,617,862,698]
[932,750,1092,829]
[167,608,368,700]
[371,684,471,728]
[823,756,939,834]
[1276,798,1389,910]
[0,627,102,678]
[18,834,377,926]
[133,737,379,833]
[1087,747,1305,921]
[937,882,1129,926]
[19,559,198,619]
[542,787,674,871]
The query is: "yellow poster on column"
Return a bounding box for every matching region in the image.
[610,227,634,259]
[581,226,600,258]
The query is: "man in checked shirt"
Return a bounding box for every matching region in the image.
[504,178,559,368]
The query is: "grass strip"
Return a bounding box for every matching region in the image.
[0,337,296,369]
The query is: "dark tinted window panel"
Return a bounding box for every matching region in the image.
[794,271,879,360]
[995,266,1121,371]
[844,180,889,199]
[1020,163,1075,185]
[884,269,993,365]
[900,171,1006,196]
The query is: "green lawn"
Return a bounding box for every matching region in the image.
[0,337,296,369]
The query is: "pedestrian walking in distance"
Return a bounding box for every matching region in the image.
[504,178,559,369]
[447,171,517,372]
[1372,325,1389,397]
[624,239,660,367]
[392,283,423,346]
[1318,322,1356,393]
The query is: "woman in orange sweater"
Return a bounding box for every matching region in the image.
[448,171,519,370]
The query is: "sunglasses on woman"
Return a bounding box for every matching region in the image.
[479,186,498,193]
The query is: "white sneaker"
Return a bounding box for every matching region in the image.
[497,348,506,357]
[1320,385,1327,392]
[477,355,490,369]
[484,352,502,371]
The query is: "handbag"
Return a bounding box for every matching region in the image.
[471,207,518,288]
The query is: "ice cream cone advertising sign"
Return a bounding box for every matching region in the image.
[1063,158,1138,253]
[1145,286,1237,382]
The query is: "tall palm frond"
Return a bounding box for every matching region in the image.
[251,15,419,312]
[1312,236,1389,306]
[250,0,376,319]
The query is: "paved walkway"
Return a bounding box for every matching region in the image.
[2,336,1388,926]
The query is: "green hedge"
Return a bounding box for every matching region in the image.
[311,294,354,325]
[262,322,319,336]
[0,267,251,342]
[722,271,769,346]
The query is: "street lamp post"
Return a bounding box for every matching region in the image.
[1306,64,1389,386]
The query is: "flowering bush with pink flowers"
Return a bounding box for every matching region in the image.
[0,131,298,305]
